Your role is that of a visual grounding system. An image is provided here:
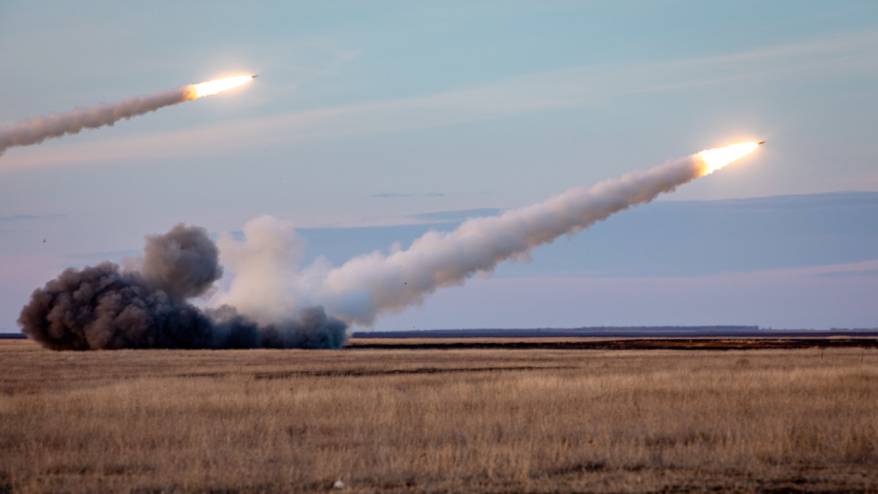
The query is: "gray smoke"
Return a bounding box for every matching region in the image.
[18,224,347,350]
[141,224,224,300]
[0,88,187,156]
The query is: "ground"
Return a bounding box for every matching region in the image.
[1,338,877,493]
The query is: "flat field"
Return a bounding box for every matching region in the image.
[1,338,877,493]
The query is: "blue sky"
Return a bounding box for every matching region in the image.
[1,1,877,331]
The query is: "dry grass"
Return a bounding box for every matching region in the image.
[1,339,877,493]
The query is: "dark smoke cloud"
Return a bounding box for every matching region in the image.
[207,305,348,350]
[19,262,212,350]
[18,225,347,350]
[141,224,223,300]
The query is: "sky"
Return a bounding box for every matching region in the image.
[1,1,877,331]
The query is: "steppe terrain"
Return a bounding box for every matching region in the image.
[1,338,877,493]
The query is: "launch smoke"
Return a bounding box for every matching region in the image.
[19,225,346,350]
[18,142,758,349]
[0,75,253,156]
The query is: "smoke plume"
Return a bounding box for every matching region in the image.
[217,156,711,326]
[0,89,188,156]
[18,225,347,350]
[19,146,749,349]
[316,157,707,324]
[215,216,310,325]
[141,224,224,300]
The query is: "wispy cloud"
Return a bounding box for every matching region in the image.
[0,213,65,223]
[3,30,877,171]
[370,192,446,199]
[410,208,503,223]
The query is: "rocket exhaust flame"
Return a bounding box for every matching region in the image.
[185,75,256,100]
[0,74,255,156]
[696,141,761,175]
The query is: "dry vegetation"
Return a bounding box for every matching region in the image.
[1,339,877,493]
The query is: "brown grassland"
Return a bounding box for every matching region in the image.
[1,338,877,493]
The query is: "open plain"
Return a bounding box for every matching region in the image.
[1,338,877,493]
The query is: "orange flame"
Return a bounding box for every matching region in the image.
[184,75,254,100]
[696,141,761,175]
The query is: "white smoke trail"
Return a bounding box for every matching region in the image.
[219,152,737,327]
[0,75,253,156]
[317,156,706,325]
[0,89,187,155]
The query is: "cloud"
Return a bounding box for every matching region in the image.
[0,213,65,223]
[410,208,503,223]
[3,30,877,171]
[808,261,878,278]
[370,192,446,199]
